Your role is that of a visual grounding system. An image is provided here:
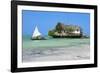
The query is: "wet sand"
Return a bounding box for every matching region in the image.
[22,44,90,62]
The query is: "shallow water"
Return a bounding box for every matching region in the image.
[23,36,90,49]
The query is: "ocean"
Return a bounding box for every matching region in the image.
[23,36,90,49]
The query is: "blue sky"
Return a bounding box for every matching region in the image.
[22,10,90,36]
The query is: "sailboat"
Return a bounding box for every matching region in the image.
[31,26,45,40]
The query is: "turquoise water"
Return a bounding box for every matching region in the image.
[22,36,90,49]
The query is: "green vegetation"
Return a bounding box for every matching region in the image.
[55,22,65,33]
[65,26,76,32]
[48,30,55,36]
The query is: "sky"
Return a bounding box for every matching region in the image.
[22,10,90,36]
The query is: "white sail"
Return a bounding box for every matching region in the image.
[32,26,41,38]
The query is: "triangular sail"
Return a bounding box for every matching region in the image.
[32,26,41,38]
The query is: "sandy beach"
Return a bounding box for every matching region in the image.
[22,44,90,62]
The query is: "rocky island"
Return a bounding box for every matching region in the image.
[48,22,83,38]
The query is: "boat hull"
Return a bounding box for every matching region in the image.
[31,36,46,40]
